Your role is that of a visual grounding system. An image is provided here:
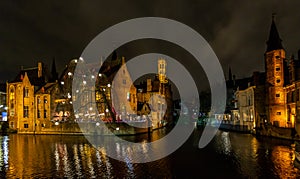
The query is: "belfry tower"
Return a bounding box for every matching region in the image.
[158,58,168,84]
[265,15,287,127]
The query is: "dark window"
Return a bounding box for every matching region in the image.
[292,91,296,102]
[276,79,281,83]
[24,124,29,128]
[24,88,29,98]
[37,110,41,118]
[41,124,45,127]
[44,110,47,118]
[24,106,29,118]
[276,94,280,98]
[276,56,280,59]
[44,97,48,104]
[37,96,41,104]
[276,67,280,71]
[277,112,281,115]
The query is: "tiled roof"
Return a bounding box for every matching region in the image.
[11,64,49,87]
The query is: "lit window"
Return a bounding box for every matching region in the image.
[37,96,41,104]
[96,92,101,101]
[10,88,15,100]
[44,97,48,104]
[127,92,130,101]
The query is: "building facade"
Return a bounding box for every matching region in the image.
[136,58,173,128]
[7,53,174,133]
[7,62,49,132]
[221,17,299,133]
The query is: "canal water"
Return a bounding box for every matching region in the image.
[0,128,299,178]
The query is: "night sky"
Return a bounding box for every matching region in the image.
[1,1,300,84]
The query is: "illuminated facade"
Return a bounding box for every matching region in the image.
[7,54,173,133]
[229,18,297,130]
[110,57,137,119]
[136,58,173,128]
[7,62,49,132]
[227,17,299,132]
[264,17,289,127]
[235,86,255,130]
[6,60,68,133]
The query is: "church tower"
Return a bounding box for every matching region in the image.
[50,58,58,82]
[158,58,167,84]
[265,15,287,127]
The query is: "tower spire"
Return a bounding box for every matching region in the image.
[266,13,283,52]
[51,58,58,82]
[229,66,232,81]
[272,12,276,21]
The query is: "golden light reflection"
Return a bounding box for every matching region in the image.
[271,146,299,178]
[221,132,232,155]
[73,144,83,177]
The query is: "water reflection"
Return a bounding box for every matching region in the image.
[0,130,299,178]
[211,130,300,178]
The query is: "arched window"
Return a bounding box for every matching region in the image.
[24,88,29,98]
[44,96,48,104]
[37,96,41,104]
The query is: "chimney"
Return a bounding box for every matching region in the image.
[38,62,43,78]
[121,57,125,65]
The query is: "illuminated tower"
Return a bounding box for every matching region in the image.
[265,15,286,127]
[158,58,168,84]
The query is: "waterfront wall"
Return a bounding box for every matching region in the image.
[16,122,154,135]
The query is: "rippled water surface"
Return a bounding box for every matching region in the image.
[0,128,299,178]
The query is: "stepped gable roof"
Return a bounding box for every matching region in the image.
[12,67,47,87]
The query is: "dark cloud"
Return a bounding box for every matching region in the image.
[0,0,300,83]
